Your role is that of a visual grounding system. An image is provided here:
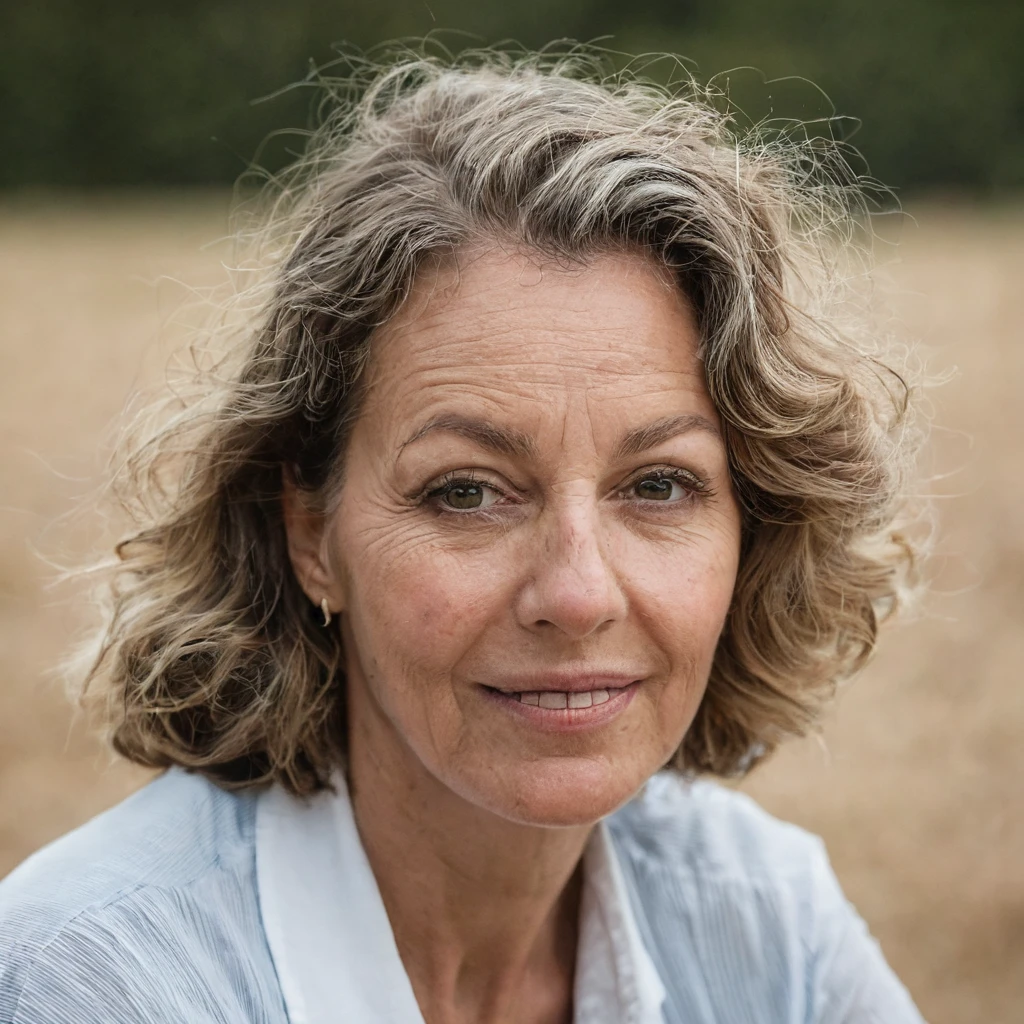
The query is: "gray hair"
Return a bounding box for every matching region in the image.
[79,51,922,795]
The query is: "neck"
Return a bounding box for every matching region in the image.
[347,708,590,1024]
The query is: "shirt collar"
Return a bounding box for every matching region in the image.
[575,818,667,1024]
[256,775,666,1024]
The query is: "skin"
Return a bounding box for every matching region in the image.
[284,247,742,1024]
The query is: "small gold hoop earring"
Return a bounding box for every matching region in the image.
[319,597,332,628]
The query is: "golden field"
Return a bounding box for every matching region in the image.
[0,196,1021,1022]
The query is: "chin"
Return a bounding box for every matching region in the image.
[485,756,652,828]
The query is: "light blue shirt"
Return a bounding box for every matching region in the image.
[256,768,665,1024]
[0,769,925,1023]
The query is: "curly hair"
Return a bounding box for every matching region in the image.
[76,49,923,796]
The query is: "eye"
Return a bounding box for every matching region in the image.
[623,468,704,503]
[428,477,503,512]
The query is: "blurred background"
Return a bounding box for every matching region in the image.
[1,2,1021,1022]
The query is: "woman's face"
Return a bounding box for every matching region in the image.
[314,249,741,827]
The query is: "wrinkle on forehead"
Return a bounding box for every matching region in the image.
[368,246,703,384]
[352,245,717,461]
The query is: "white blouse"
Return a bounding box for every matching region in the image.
[0,768,927,1023]
[256,773,666,1024]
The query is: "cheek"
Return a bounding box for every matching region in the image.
[336,513,510,685]
[631,527,737,633]
[625,530,738,712]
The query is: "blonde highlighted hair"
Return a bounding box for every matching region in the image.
[79,49,922,795]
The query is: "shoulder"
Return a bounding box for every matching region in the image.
[0,768,256,944]
[0,770,281,1023]
[608,774,925,1023]
[609,772,829,888]
[607,772,840,974]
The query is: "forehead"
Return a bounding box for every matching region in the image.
[361,246,714,430]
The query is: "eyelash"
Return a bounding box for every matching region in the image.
[619,467,709,504]
[423,472,508,517]
[422,466,710,516]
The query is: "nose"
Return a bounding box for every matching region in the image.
[514,500,628,640]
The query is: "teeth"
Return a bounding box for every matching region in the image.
[512,689,617,708]
[538,691,568,710]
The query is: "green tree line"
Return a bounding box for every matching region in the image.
[3,0,1021,192]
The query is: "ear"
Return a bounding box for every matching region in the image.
[281,468,345,615]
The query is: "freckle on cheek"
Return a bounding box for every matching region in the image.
[413,589,458,635]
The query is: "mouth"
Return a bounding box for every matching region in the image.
[481,680,640,731]
[490,686,622,709]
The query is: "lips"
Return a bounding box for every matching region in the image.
[486,672,638,694]
[482,678,638,732]
[483,674,639,711]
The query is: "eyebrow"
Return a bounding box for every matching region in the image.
[400,412,721,462]
[399,414,539,459]
[613,414,722,458]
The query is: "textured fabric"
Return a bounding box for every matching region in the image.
[571,819,666,1024]
[0,769,926,1024]
[255,770,665,1024]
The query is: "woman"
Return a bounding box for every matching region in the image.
[0,54,926,1023]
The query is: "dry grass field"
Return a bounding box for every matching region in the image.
[1,195,1021,1022]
